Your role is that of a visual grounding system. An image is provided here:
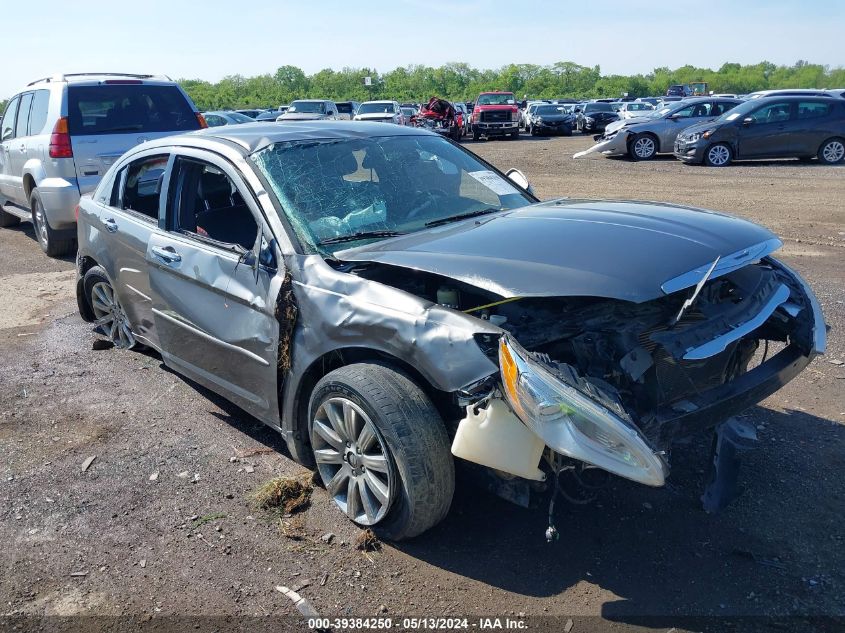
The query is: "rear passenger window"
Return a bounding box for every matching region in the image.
[797,102,831,120]
[2,96,20,141]
[170,159,258,250]
[28,90,50,135]
[15,93,33,139]
[117,155,169,221]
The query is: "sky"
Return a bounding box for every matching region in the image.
[2,0,843,98]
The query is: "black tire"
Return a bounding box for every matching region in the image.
[472,130,480,141]
[629,133,658,161]
[0,205,21,227]
[308,363,454,541]
[83,265,137,349]
[817,137,845,165]
[510,130,520,139]
[703,143,733,167]
[31,189,74,257]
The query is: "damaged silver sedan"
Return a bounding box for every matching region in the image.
[75,122,826,540]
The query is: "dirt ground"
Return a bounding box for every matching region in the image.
[1,134,844,632]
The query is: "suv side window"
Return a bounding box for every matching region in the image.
[115,155,169,221]
[28,90,51,136]
[1,96,20,141]
[170,158,258,250]
[15,93,33,139]
[797,101,831,120]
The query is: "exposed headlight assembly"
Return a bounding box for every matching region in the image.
[499,336,667,486]
[585,116,595,123]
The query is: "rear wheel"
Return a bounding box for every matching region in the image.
[704,143,733,167]
[308,363,454,541]
[818,138,845,164]
[630,133,658,160]
[84,265,136,349]
[31,189,74,257]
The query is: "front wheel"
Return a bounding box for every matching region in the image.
[704,143,733,167]
[629,133,657,160]
[818,138,845,164]
[472,130,480,141]
[308,363,454,541]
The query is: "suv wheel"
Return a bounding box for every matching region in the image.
[31,190,74,257]
[84,265,136,349]
[818,138,845,165]
[308,363,454,541]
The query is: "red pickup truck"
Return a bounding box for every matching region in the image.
[471,91,520,140]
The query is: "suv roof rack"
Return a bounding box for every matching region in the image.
[27,72,165,86]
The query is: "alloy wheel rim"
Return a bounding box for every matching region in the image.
[823,141,844,163]
[311,397,393,526]
[634,137,655,158]
[34,202,48,246]
[708,145,730,165]
[90,281,135,349]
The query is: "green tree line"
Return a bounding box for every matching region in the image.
[177,60,845,111]
[1,60,842,114]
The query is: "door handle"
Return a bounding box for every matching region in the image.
[151,245,181,264]
[104,218,118,233]
[18,144,26,153]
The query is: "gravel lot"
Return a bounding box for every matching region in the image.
[1,134,843,632]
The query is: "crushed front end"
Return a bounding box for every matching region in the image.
[459,255,825,499]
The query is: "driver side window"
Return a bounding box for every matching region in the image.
[169,158,259,250]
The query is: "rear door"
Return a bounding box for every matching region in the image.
[736,101,795,158]
[793,101,835,155]
[8,92,34,205]
[0,96,21,202]
[66,83,201,195]
[146,150,280,422]
[94,151,171,348]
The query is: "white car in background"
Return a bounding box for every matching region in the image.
[617,101,656,119]
[353,100,405,125]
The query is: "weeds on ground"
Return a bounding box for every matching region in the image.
[355,528,381,552]
[251,474,313,516]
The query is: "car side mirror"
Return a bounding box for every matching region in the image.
[742,116,754,126]
[506,168,532,193]
[668,113,680,120]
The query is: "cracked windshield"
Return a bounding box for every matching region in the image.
[251,135,533,252]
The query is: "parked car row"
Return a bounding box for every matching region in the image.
[574,94,845,166]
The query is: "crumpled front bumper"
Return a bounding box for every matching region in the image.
[640,257,826,448]
[573,130,631,159]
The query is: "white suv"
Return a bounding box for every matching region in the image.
[0,73,203,256]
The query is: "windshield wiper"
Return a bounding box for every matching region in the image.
[425,207,503,228]
[318,230,406,246]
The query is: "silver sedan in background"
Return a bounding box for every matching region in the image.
[574,97,742,160]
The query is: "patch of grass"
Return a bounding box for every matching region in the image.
[355,528,381,552]
[251,474,312,515]
[192,512,227,528]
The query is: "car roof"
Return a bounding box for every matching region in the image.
[361,100,395,104]
[149,121,436,154]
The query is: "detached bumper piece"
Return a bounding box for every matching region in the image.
[701,417,759,513]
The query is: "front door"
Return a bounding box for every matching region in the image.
[736,101,795,158]
[146,151,280,422]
